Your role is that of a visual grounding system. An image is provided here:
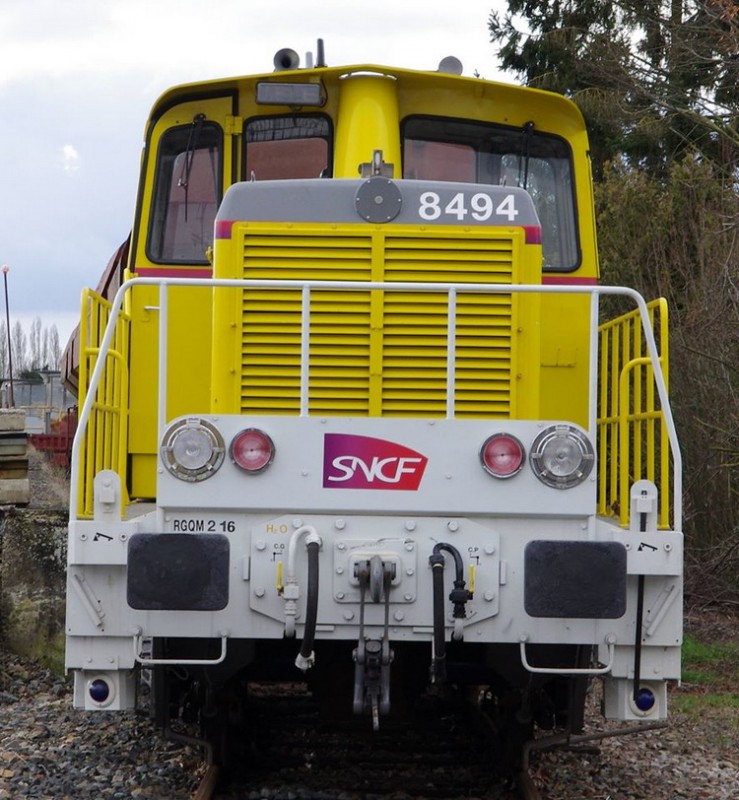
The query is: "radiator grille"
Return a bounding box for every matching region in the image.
[238,226,519,417]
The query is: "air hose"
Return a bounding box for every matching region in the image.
[428,542,472,684]
[282,525,322,670]
[295,537,320,671]
[430,551,448,683]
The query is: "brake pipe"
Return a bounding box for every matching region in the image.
[295,534,321,671]
[428,542,472,683]
[283,525,321,640]
[430,551,447,684]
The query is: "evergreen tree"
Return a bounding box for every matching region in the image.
[490,0,739,602]
[489,0,739,177]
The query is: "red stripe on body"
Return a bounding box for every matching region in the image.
[523,225,542,244]
[215,220,235,239]
[134,266,213,278]
[541,275,598,285]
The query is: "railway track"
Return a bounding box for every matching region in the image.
[187,683,547,800]
[186,683,675,800]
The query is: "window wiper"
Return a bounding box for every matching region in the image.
[178,113,206,220]
[519,121,534,190]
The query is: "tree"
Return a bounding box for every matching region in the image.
[29,316,42,370]
[11,320,27,375]
[490,0,739,603]
[595,156,739,604]
[0,322,7,379]
[0,317,61,380]
[40,325,62,369]
[46,326,61,370]
[489,1,739,177]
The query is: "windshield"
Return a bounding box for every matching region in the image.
[244,115,332,180]
[403,117,579,271]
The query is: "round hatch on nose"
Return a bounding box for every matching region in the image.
[355,177,402,223]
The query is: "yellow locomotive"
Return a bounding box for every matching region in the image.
[65,42,682,763]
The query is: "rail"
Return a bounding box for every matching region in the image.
[69,277,681,531]
[597,299,671,528]
[74,288,130,518]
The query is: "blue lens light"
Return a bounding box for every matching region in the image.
[635,687,656,712]
[89,678,110,704]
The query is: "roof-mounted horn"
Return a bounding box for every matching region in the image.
[274,48,300,71]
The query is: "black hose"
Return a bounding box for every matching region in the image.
[298,541,320,662]
[432,542,471,617]
[633,507,647,701]
[430,552,447,683]
[633,573,645,702]
[432,542,464,582]
[429,542,472,684]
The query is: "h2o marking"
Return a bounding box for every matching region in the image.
[418,191,518,222]
[323,434,428,491]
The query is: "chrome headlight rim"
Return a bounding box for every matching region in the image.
[529,424,594,489]
[160,417,225,482]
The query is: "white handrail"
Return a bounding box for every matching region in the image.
[68,277,682,532]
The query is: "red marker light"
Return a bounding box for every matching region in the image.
[480,433,525,478]
[230,428,275,473]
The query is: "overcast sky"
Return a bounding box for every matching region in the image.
[0,0,509,344]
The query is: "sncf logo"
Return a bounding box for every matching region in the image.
[323,434,428,491]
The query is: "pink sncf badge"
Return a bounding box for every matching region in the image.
[323,434,429,491]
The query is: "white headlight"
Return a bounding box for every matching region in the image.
[529,424,594,489]
[161,418,225,482]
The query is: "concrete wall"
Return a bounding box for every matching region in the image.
[0,508,68,673]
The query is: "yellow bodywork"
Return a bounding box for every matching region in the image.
[125,282,213,498]
[72,62,673,527]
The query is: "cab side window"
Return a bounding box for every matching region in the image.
[245,116,331,180]
[148,117,222,263]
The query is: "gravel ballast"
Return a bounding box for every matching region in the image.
[0,653,199,799]
[0,629,736,799]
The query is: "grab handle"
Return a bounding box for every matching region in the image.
[519,635,615,675]
[133,629,229,666]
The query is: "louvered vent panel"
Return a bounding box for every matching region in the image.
[382,234,515,417]
[240,233,373,414]
[237,227,516,417]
